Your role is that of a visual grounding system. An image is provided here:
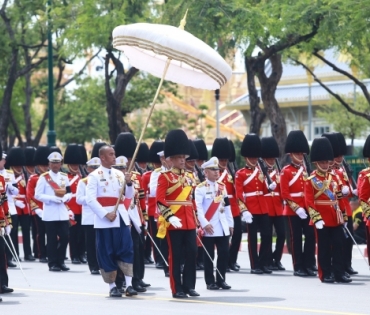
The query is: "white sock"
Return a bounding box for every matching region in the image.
[124,275,132,286]
[109,283,115,290]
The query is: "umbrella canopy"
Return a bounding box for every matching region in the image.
[112,23,232,90]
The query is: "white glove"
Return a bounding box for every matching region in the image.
[62,193,72,203]
[296,207,308,219]
[51,196,63,204]
[5,225,11,235]
[145,221,148,229]
[15,200,26,209]
[268,181,277,191]
[0,227,4,236]
[34,208,43,218]
[242,211,253,224]
[7,184,18,195]
[168,216,182,228]
[341,185,350,196]
[352,189,358,196]
[68,210,75,220]
[315,220,325,229]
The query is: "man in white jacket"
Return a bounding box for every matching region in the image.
[86,146,137,298]
[195,157,234,290]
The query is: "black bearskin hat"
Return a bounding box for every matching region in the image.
[115,132,137,159]
[310,137,334,162]
[193,139,208,161]
[164,129,190,158]
[78,145,88,164]
[136,142,150,163]
[261,137,280,158]
[24,146,36,166]
[241,134,261,158]
[92,142,107,158]
[6,147,26,167]
[285,130,309,154]
[211,138,231,160]
[49,146,62,155]
[33,146,50,166]
[64,144,84,165]
[229,140,236,162]
[186,140,199,161]
[149,140,164,164]
[322,132,340,158]
[363,134,370,158]
[335,132,347,156]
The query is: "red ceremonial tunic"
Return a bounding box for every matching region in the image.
[0,175,10,227]
[264,168,284,216]
[357,167,370,225]
[235,166,268,215]
[304,170,344,227]
[66,172,82,215]
[14,174,30,215]
[219,169,240,217]
[333,166,352,217]
[142,170,157,217]
[280,164,307,216]
[156,168,196,230]
[26,173,43,215]
[132,171,146,223]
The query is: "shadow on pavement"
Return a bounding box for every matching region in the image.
[170,296,285,304]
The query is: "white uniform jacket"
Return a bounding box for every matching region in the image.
[0,169,19,215]
[35,171,71,221]
[86,166,134,229]
[76,178,94,225]
[195,179,233,237]
[148,166,166,198]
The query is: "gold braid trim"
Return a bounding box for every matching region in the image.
[157,203,173,221]
[286,199,299,212]
[238,199,248,212]
[308,206,322,223]
[0,220,5,227]
[30,200,39,211]
[360,200,370,218]
[342,211,348,222]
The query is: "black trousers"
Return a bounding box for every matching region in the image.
[44,220,69,268]
[32,215,47,259]
[31,214,38,257]
[197,246,204,264]
[0,236,9,288]
[203,236,229,285]
[84,225,99,271]
[160,231,169,274]
[131,226,145,286]
[247,214,271,269]
[316,225,345,280]
[18,214,32,257]
[343,217,353,270]
[267,215,286,265]
[228,215,242,265]
[69,214,85,260]
[286,215,316,271]
[5,214,19,261]
[167,229,197,294]
[147,216,161,263]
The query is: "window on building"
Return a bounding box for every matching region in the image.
[314,126,330,136]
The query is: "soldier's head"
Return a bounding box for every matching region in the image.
[169,155,186,169]
[315,161,330,173]
[86,157,101,174]
[185,159,196,171]
[218,159,228,169]
[47,152,63,173]
[334,155,343,165]
[99,146,116,168]
[290,153,304,165]
[241,134,260,168]
[202,157,220,182]
[310,137,333,173]
[113,156,128,174]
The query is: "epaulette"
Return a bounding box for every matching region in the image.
[306,174,316,181]
[197,181,206,188]
[40,172,49,177]
[60,172,67,176]
[155,167,162,172]
[6,169,14,174]
[81,177,88,183]
[132,171,140,175]
[217,180,225,186]
[160,169,171,174]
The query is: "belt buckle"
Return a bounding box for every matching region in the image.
[271,192,274,197]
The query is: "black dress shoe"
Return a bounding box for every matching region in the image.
[226,267,231,272]
[155,261,165,269]
[60,264,70,271]
[250,268,264,274]
[262,266,272,274]
[345,267,358,275]
[164,271,170,277]
[335,275,352,283]
[322,276,335,283]
[146,256,154,264]
[25,255,36,261]
[49,265,61,272]
[311,265,318,271]
[72,258,81,264]
[344,271,351,278]
[1,285,14,294]
[0,296,2,302]
[185,289,200,296]
[139,280,151,287]
[133,285,147,293]
[125,286,138,296]
[235,263,240,268]
[197,263,204,270]
[268,264,278,271]
[173,292,188,298]
[294,269,308,277]
[40,257,48,263]
[196,264,201,270]
[274,261,286,271]
[229,263,240,271]
[207,283,220,290]
[79,256,87,264]
[109,287,122,298]
[91,270,100,275]
[7,260,16,268]
[217,282,231,290]
[306,268,317,277]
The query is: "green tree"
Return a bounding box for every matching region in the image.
[55,77,108,143]
[132,108,186,140]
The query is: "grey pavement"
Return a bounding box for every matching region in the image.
[1,244,368,315]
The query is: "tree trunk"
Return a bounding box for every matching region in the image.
[104,49,138,143]
[244,56,266,134]
[23,50,33,145]
[257,53,287,157]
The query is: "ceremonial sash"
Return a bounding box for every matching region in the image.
[157,186,192,239]
[289,167,303,187]
[204,199,222,222]
[69,174,80,186]
[243,168,258,186]
[219,169,228,182]
[15,175,22,184]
